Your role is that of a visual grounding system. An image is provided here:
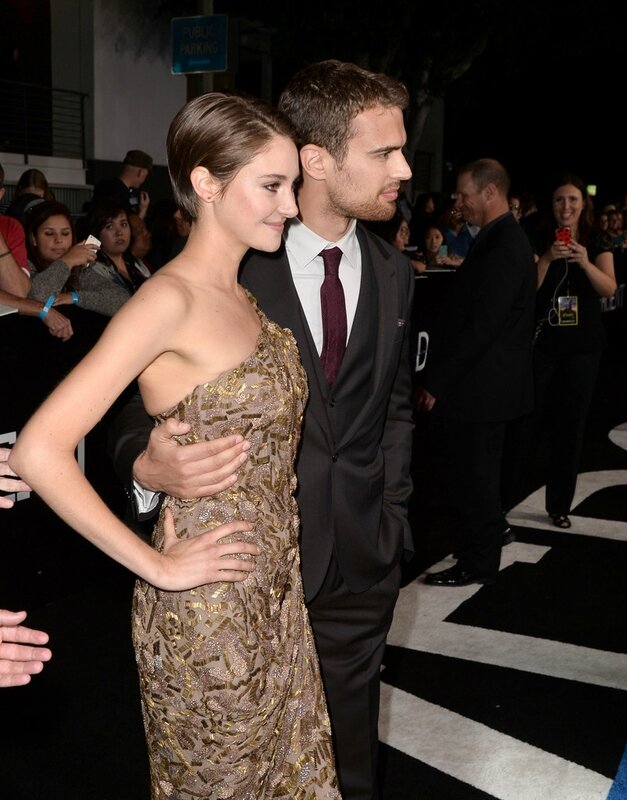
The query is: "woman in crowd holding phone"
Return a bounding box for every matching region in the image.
[365,208,428,272]
[26,200,131,317]
[421,223,463,269]
[528,174,616,528]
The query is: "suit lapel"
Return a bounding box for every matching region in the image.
[336,226,399,447]
[240,248,331,436]
[368,227,399,393]
[240,230,402,449]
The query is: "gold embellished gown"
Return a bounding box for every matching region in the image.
[131,297,340,799]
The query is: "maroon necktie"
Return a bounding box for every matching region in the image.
[319,246,347,387]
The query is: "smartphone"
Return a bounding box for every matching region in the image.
[555,227,571,246]
[438,245,448,258]
[84,234,101,249]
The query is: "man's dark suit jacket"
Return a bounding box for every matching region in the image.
[422,213,536,421]
[108,223,415,602]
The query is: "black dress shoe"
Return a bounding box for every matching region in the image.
[502,526,515,545]
[424,564,496,587]
[452,527,514,559]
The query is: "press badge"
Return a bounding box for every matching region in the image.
[557,295,578,326]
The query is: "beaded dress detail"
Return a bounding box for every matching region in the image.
[132,294,339,799]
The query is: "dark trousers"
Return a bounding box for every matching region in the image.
[533,349,601,514]
[307,555,401,800]
[431,415,507,578]
[501,408,541,513]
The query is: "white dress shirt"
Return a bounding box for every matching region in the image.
[284,217,362,353]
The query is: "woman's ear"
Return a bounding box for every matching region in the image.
[190,166,219,203]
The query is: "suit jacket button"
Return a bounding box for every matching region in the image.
[332,453,339,462]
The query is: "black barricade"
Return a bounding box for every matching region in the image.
[1,307,130,609]
[409,271,457,385]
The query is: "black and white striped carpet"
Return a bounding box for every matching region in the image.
[378,345,627,800]
[1,334,625,800]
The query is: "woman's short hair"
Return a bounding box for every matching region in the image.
[166,91,297,222]
[86,198,130,239]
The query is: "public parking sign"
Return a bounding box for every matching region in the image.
[171,15,228,75]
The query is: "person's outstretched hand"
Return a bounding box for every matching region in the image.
[0,447,30,508]
[0,610,52,688]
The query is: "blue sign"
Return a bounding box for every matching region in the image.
[171,15,228,75]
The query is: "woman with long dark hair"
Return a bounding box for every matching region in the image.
[530,174,616,528]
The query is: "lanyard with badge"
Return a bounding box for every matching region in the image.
[554,226,578,326]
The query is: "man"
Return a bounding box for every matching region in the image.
[415,158,536,586]
[91,149,152,219]
[109,60,415,799]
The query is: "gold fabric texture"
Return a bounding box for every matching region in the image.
[132,295,340,799]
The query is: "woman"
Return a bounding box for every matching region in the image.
[409,190,441,246]
[11,93,339,799]
[4,168,53,224]
[86,198,152,297]
[421,223,463,269]
[531,174,616,528]
[366,208,427,272]
[26,200,131,317]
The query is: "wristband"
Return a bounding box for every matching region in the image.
[38,294,56,319]
[0,250,11,259]
[70,291,79,304]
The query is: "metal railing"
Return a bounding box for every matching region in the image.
[0,79,88,163]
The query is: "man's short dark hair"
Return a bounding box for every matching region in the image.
[123,150,153,172]
[278,59,409,166]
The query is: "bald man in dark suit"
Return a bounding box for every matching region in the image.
[416,158,535,586]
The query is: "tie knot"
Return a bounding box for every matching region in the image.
[320,246,342,277]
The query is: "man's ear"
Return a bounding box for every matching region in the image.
[299,144,327,182]
[0,187,5,203]
[484,182,497,201]
[190,166,219,203]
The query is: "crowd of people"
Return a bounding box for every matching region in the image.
[1,59,625,800]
